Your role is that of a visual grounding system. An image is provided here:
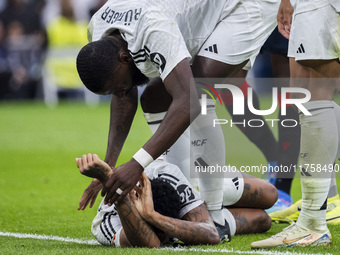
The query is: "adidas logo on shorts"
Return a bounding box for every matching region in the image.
[232,177,239,190]
[296,43,305,53]
[204,44,218,54]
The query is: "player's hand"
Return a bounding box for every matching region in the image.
[76,153,112,183]
[277,0,294,39]
[102,158,144,205]
[78,179,103,210]
[130,172,155,221]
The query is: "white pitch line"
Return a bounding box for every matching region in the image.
[163,246,332,255]
[0,231,99,245]
[0,231,333,255]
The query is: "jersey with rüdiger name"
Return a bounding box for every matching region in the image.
[87,0,239,80]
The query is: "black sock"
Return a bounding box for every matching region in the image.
[221,81,278,163]
[275,106,300,194]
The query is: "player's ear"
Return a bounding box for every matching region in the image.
[118,50,132,64]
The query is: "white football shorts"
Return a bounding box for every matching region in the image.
[288,4,340,61]
[198,0,280,70]
[222,170,244,206]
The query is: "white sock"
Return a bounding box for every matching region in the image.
[191,102,225,224]
[209,209,225,227]
[297,100,337,233]
[222,208,237,236]
[332,101,340,160]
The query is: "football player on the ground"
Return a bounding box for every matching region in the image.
[76,153,277,247]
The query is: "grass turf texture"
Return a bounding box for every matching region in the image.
[1,98,339,255]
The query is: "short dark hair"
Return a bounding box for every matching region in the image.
[76,37,120,93]
[151,178,181,220]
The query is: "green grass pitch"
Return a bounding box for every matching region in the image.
[0,98,339,255]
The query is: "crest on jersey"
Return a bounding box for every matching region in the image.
[150,52,166,73]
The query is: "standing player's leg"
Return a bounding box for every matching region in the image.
[220,69,279,179]
[252,61,339,249]
[196,0,281,187]
[281,100,340,225]
[190,0,279,231]
[141,79,198,188]
[251,3,340,246]
[269,33,298,207]
[252,27,297,212]
[140,78,231,241]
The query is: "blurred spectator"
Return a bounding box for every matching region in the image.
[89,0,107,17]
[42,0,96,26]
[43,0,98,104]
[0,0,47,100]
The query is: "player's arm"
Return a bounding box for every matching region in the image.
[105,86,138,167]
[103,59,201,204]
[133,173,220,245]
[116,194,161,248]
[143,58,200,157]
[149,205,220,245]
[78,87,138,209]
[76,154,160,248]
[277,0,294,39]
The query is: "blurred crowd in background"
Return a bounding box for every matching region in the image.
[0,0,107,104]
[0,0,288,104]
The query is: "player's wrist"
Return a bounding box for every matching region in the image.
[144,210,160,224]
[127,158,145,174]
[115,193,131,207]
[132,148,154,169]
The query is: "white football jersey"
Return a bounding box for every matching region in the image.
[88,0,239,80]
[91,159,203,246]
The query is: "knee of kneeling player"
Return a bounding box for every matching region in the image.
[255,212,272,233]
[263,183,278,209]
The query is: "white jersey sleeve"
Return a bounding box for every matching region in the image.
[125,18,191,80]
[91,199,121,246]
[87,0,191,81]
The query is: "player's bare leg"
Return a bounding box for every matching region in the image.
[252,58,340,248]
[228,208,272,234]
[231,173,278,210]
[76,153,113,184]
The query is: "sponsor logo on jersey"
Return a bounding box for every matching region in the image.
[191,139,207,146]
[178,184,195,204]
[150,52,166,73]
